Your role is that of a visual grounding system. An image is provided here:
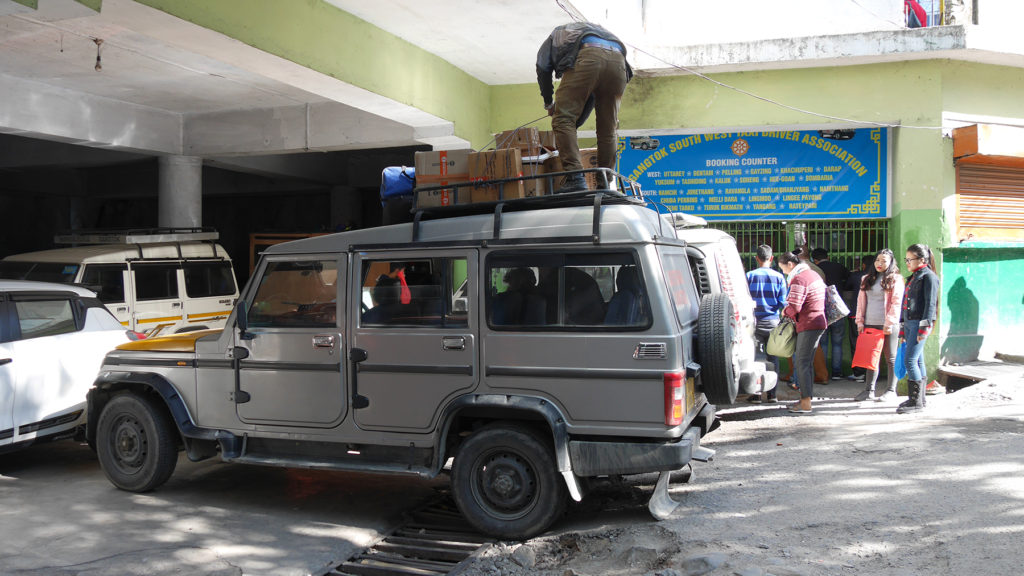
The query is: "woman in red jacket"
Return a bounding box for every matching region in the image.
[854,248,905,401]
[777,249,828,414]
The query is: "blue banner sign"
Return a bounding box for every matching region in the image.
[617,128,889,221]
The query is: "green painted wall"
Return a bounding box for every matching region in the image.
[137,0,493,147]
[941,247,1024,362]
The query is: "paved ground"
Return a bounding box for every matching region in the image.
[0,442,446,576]
[459,371,1024,576]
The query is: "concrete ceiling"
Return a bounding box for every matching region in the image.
[1,0,1023,180]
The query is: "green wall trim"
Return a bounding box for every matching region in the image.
[136,0,493,148]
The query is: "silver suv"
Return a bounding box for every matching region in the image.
[87,191,742,539]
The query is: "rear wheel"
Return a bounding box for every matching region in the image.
[452,425,566,540]
[96,393,178,492]
[698,293,738,404]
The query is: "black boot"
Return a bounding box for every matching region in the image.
[557,173,587,193]
[897,380,923,414]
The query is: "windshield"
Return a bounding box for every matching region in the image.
[0,261,80,284]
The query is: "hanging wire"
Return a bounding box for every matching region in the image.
[553,1,943,131]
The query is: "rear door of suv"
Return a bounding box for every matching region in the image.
[351,250,477,432]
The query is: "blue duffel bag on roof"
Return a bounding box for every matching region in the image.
[380,166,415,206]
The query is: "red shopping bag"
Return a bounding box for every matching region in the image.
[852,327,886,371]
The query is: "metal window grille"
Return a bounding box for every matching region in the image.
[709,220,890,273]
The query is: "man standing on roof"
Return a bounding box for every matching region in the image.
[537,21,632,193]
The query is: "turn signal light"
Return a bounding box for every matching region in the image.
[664,372,684,426]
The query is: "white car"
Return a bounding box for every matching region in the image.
[0,280,136,452]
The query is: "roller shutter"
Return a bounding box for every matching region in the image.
[956,164,1024,241]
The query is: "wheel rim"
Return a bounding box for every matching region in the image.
[470,449,538,521]
[108,413,148,475]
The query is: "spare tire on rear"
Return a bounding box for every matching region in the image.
[697,293,738,404]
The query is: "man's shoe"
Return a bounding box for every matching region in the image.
[746,395,763,404]
[830,374,843,381]
[557,173,587,193]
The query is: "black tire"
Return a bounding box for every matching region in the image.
[96,393,178,492]
[451,425,566,540]
[697,293,738,404]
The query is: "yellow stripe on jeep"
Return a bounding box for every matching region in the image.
[116,328,223,352]
[136,315,183,324]
[187,310,231,320]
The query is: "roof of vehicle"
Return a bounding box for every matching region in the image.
[0,279,98,297]
[2,242,231,264]
[672,226,736,246]
[264,203,677,255]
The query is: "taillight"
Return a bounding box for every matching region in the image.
[126,330,147,341]
[664,372,684,426]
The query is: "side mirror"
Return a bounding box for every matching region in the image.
[235,301,254,340]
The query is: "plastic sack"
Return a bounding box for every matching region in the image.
[852,327,886,371]
[824,284,851,326]
[894,340,907,380]
[766,318,797,358]
[380,166,415,205]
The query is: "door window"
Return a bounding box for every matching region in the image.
[81,264,127,304]
[13,298,77,340]
[0,262,79,284]
[248,259,338,328]
[133,263,180,301]
[183,261,236,298]
[486,251,649,329]
[360,257,467,327]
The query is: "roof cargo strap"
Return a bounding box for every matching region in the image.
[592,192,604,244]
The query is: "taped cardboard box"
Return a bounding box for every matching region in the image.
[417,182,471,208]
[495,128,544,157]
[538,130,556,151]
[415,149,472,207]
[469,149,524,203]
[579,147,601,189]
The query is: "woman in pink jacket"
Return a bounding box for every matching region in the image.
[854,249,906,402]
[777,249,827,414]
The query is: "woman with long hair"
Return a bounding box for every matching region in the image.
[898,243,939,414]
[853,249,905,401]
[776,248,827,414]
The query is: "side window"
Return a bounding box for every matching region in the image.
[487,252,649,329]
[0,262,79,284]
[13,298,78,340]
[133,263,180,301]
[81,264,127,304]
[360,257,467,327]
[183,261,237,298]
[662,252,698,326]
[248,259,338,328]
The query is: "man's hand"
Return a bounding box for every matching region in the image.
[545,101,555,117]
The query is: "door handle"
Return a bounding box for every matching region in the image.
[312,334,336,350]
[115,306,128,313]
[442,336,466,351]
[171,302,182,308]
[0,358,11,366]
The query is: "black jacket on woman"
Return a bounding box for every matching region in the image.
[901,266,939,327]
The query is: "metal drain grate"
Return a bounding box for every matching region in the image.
[327,497,493,576]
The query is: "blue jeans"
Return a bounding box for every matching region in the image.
[796,329,825,400]
[904,319,928,381]
[821,320,845,376]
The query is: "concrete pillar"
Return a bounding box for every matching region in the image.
[158,155,203,228]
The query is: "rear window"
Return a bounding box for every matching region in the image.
[13,298,78,340]
[183,261,236,298]
[660,251,698,326]
[81,264,127,304]
[0,261,79,284]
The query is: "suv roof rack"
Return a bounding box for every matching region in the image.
[54,227,220,245]
[409,168,649,244]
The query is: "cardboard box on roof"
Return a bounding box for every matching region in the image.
[469,149,524,203]
[538,130,556,151]
[415,149,472,207]
[495,128,544,157]
[579,147,601,189]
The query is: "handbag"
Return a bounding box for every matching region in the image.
[852,327,886,371]
[894,339,908,380]
[824,284,851,326]
[766,318,797,358]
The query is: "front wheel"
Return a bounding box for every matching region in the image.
[452,425,566,540]
[96,394,179,492]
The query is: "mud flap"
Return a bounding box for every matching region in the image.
[648,428,715,521]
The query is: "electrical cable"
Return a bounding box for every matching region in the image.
[553,1,943,131]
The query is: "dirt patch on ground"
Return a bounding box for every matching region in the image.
[454,374,1024,576]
